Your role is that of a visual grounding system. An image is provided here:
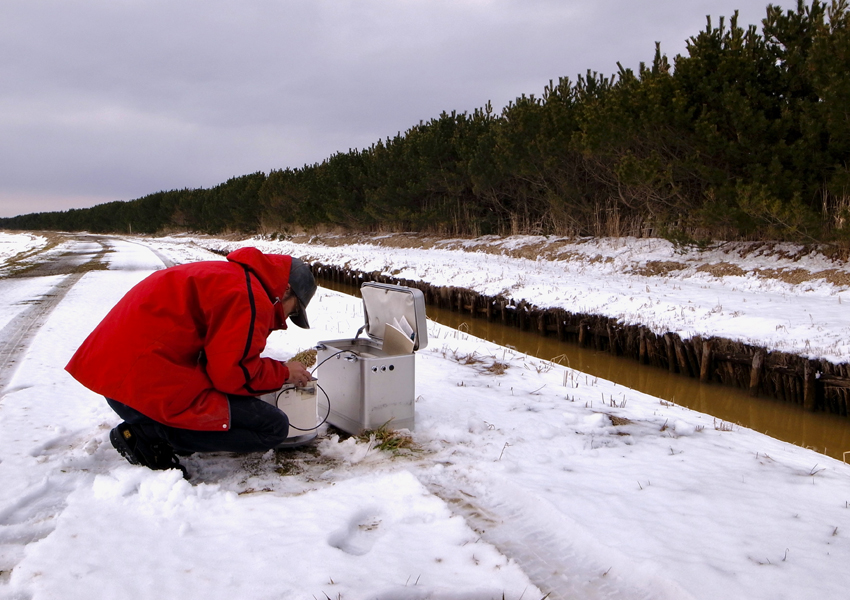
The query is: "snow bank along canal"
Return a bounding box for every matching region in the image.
[321,275,850,461]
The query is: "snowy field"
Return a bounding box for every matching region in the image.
[0,232,849,599]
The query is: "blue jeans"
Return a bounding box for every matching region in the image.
[106,396,289,454]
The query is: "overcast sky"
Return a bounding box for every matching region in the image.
[0,0,779,218]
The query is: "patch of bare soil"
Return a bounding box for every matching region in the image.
[820,270,850,286]
[755,267,816,285]
[5,236,110,279]
[634,260,688,277]
[696,262,747,278]
[753,267,850,286]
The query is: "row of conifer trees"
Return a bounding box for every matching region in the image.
[3,0,850,244]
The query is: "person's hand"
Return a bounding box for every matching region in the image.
[284,360,310,387]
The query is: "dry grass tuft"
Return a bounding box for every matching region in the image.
[290,348,317,368]
[484,361,509,375]
[442,346,510,375]
[713,418,734,431]
[446,349,483,366]
[359,421,418,454]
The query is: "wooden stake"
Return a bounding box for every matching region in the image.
[607,323,618,355]
[674,335,691,377]
[700,340,713,383]
[578,320,588,347]
[804,361,818,411]
[664,334,676,373]
[749,351,764,396]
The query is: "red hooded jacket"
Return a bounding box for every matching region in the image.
[66,247,293,431]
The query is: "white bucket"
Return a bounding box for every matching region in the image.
[259,378,320,448]
[274,378,319,431]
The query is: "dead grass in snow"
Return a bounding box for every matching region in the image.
[634,260,688,277]
[696,262,748,278]
[230,231,850,289]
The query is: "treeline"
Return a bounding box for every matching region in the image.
[4,0,850,243]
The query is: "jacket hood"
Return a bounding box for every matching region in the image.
[226,247,292,301]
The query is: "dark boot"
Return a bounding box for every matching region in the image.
[110,422,188,479]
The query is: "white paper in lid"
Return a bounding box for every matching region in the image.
[361,283,425,350]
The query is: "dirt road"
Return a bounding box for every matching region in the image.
[0,235,173,394]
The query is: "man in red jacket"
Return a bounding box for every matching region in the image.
[66,247,317,477]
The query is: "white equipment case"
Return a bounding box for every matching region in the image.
[315,282,428,435]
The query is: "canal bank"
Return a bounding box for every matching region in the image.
[315,264,850,461]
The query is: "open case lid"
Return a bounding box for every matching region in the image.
[358,282,429,352]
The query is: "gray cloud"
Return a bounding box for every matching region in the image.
[0,0,774,217]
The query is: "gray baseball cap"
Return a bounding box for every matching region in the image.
[287,257,316,329]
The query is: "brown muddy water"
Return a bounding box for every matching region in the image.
[324,280,850,462]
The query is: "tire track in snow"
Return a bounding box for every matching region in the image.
[0,239,108,395]
[115,236,176,268]
[0,237,118,587]
[427,472,697,600]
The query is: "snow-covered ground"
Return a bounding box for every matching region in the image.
[187,233,850,365]
[0,232,47,259]
[0,232,48,272]
[1,232,849,599]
